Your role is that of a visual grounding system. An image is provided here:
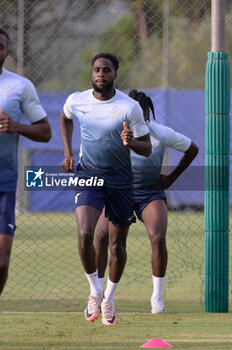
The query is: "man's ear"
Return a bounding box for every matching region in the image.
[114,72,117,80]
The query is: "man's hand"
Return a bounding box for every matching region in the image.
[61,156,75,173]
[121,121,134,146]
[121,121,151,157]
[151,142,199,191]
[0,110,19,134]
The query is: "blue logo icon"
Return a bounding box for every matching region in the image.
[26,168,44,187]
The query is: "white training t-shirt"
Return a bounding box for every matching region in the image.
[131,121,191,189]
[63,89,149,188]
[0,68,46,191]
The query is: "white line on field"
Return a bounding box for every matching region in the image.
[1,311,150,315]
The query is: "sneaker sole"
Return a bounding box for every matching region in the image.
[102,319,117,326]
[152,308,166,314]
[84,310,100,322]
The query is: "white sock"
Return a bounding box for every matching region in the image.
[85,269,102,295]
[104,277,119,303]
[151,275,165,301]
[99,277,105,289]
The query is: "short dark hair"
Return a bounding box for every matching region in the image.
[92,52,119,72]
[129,89,155,122]
[0,28,9,42]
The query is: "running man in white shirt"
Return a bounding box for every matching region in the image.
[0,28,51,295]
[95,89,199,314]
[60,54,151,325]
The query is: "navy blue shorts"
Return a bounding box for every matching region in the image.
[74,186,135,227]
[134,188,166,220]
[0,192,16,236]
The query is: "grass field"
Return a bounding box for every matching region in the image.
[0,311,231,349]
[0,211,231,349]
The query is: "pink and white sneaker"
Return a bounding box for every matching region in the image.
[101,300,117,326]
[84,293,103,322]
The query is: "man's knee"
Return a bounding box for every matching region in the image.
[148,230,166,250]
[0,235,12,273]
[109,239,126,256]
[78,227,94,248]
[96,232,108,250]
[0,253,11,275]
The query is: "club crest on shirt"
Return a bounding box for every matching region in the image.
[0,88,13,99]
[112,111,120,117]
[112,111,121,120]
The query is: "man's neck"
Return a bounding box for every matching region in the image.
[93,89,116,101]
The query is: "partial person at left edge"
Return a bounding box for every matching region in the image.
[0,28,52,295]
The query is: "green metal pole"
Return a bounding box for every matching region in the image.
[205,51,230,312]
[204,0,230,313]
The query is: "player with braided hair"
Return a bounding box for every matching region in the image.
[95,89,198,314]
[128,89,155,122]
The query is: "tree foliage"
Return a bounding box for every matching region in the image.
[78,14,137,90]
[2,0,230,91]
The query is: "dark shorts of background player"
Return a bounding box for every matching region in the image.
[74,186,136,227]
[134,188,167,221]
[0,192,16,236]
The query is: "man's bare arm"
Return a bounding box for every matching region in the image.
[151,141,199,190]
[0,110,51,142]
[59,109,75,172]
[121,121,152,157]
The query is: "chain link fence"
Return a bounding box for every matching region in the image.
[0,0,231,311]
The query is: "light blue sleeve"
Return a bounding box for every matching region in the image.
[21,79,46,122]
[63,93,77,119]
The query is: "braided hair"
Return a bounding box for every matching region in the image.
[129,89,155,122]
